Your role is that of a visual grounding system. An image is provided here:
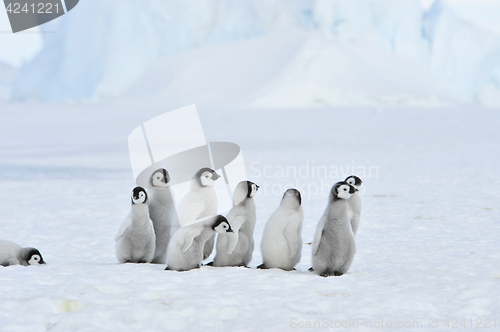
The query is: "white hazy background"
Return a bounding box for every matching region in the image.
[2,0,500,107]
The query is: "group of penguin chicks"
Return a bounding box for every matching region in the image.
[116,167,363,277]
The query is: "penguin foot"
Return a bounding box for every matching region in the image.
[308,267,314,272]
[205,262,214,266]
[319,272,330,277]
[333,271,343,277]
[194,264,201,269]
[257,263,268,269]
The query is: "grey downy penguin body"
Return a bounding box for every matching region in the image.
[176,168,220,260]
[115,187,156,264]
[312,182,356,277]
[345,175,363,237]
[213,181,259,267]
[258,189,303,271]
[0,240,45,266]
[148,169,179,264]
[166,215,233,271]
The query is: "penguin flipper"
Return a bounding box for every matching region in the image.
[226,215,245,255]
[181,228,203,253]
[283,214,301,260]
[312,215,327,255]
[114,213,132,241]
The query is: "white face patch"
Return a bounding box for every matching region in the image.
[337,185,352,200]
[346,177,360,190]
[214,222,230,233]
[152,172,168,188]
[28,255,41,265]
[133,191,147,204]
[249,184,259,197]
[200,171,215,187]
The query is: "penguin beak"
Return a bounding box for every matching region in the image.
[355,188,359,192]
[40,259,46,265]
[212,172,221,181]
[227,228,234,233]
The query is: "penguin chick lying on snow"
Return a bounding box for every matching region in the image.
[0,240,45,266]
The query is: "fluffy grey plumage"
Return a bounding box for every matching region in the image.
[0,240,45,266]
[148,169,179,264]
[312,182,356,277]
[115,187,156,264]
[213,181,258,267]
[259,189,303,271]
[345,175,363,236]
[176,168,220,260]
[166,215,233,271]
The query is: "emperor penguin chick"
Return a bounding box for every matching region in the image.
[258,189,303,271]
[0,240,45,266]
[115,187,156,264]
[345,175,363,237]
[312,182,356,277]
[166,215,233,271]
[212,181,259,267]
[148,168,178,264]
[176,168,220,260]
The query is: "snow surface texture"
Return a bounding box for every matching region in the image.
[0,104,499,331]
[10,0,500,107]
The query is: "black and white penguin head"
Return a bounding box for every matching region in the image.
[25,248,45,265]
[233,180,259,205]
[150,168,170,188]
[247,181,259,198]
[212,215,233,233]
[345,175,362,191]
[332,182,356,200]
[281,188,302,208]
[195,168,220,187]
[131,187,148,204]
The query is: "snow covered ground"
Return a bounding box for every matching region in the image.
[0,103,499,331]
